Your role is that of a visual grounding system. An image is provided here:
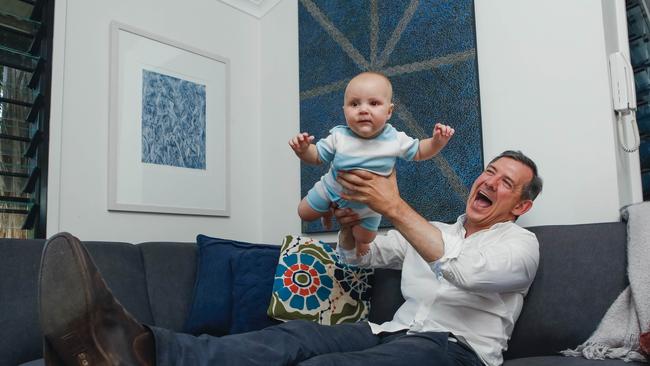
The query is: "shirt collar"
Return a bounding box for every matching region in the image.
[456,214,515,238]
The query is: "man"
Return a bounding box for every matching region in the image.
[39,150,542,366]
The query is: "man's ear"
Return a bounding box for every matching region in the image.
[511,199,533,217]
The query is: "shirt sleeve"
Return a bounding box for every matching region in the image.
[431,229,539,293]
[315,128,338,165]
[396,131,419,161]
[337,228,410,270]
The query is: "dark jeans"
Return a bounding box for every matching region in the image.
[151,320,483,366]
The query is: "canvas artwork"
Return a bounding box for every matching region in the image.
[298,0,483,232]
[141,70,207,170]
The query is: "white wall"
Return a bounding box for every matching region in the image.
[259,0,640,238]
[49,0,641,243]
[474,0,638,227]
[48,0,263,242]
[259,0,303,242]
[601,0,644,208]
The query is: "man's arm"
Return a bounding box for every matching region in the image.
[336,170,444,262]
[436,230,539,293]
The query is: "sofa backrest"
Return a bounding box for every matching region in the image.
[504,222,628,359]
[368,268,403,324]
[0,240,157,366]
[138,241,197,331]
[368,222,630,360]
[0,221,630,364]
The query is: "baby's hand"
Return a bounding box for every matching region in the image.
[289,132,315,154]
[432,123,455,145]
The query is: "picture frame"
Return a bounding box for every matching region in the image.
[108,22,230,216]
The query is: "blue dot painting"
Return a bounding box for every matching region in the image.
[298,0,483,233]
[141,69,207,170]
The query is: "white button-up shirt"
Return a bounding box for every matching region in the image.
[338,215,539,366]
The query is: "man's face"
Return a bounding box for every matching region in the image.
[465,157,534,231]
[343,74,394,139]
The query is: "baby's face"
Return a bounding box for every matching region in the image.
[343,74,393,138]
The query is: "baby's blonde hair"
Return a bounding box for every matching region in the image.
[346,71,393,102]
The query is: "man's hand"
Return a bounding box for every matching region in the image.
[321,204,360,230]
[337,170,445,262]
[331,205,361,251]
[336,170,402,219]
[288,132,315,154]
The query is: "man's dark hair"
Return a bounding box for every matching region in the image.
[489,150,543,201]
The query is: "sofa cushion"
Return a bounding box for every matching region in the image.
[0,239,47,366]
[84,242,156,325]
[229,245,282,334]
[504,356,645,365]
[18,358,43,366]
[0,239,153,366]
[139,242,197,332]
[267,235,373,325]
[367,268,403,324]
[183,235,279,336]
[504,222,629,360]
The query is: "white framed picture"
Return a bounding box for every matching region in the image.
[108,22,230,216]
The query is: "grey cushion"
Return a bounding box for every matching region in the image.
[0,239,46,366]
[0,240,154,365]
[18,358,43,366]
[84,242,155,324]
[504,356,645,366]
[139,241,197,331]
[18,354,647,366]
[368,268,404,324]
[504,222,629,360]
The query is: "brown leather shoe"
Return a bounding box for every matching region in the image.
[39,232,155,366]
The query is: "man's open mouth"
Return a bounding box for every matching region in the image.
[475,191,493,208]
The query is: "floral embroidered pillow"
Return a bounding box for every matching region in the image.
[267,235,373,325]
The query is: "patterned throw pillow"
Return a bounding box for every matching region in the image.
[267,235,373,325]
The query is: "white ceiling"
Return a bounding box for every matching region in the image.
[218,0,282,18]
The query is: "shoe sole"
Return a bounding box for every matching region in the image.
[39,232,107,365]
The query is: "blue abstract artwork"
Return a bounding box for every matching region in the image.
[141,69,207,170]
[299,0,483,233]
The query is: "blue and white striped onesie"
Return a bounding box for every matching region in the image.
[306,124,420,231]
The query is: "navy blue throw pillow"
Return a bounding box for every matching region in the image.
[230,247,283,334]
[183,235,280,336]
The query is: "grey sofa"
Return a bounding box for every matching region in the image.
[0,222,646,365]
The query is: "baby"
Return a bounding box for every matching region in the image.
[289,71,454,256]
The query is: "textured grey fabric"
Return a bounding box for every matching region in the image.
[83,242,155,325]
[504,355,645,366]
[1,221,636,366]
[504,222,629,360]
[563,202,650,362]
[0,240,153,366]
[139,241,197,331]
[0,239,46,366]
[18,358,43,366]
[368,268,404,324]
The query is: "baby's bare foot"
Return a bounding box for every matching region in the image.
[356,243,371,257]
